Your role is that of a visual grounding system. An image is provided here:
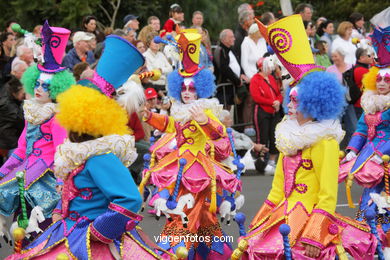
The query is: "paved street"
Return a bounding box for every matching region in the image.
[0,172,363,258]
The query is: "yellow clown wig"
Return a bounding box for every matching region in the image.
[56,85,130,137]
[362,66,381,91]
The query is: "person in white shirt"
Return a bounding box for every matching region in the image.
[241,23,267,79]
[143,31,173,93]
[331,21,357,65]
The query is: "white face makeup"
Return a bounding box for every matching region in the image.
[376,68,390,95]
[34,73,53,104]
[181,78,197,104]
[287,87,299,118]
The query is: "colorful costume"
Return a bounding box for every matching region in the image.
[339,6,390,254]
[0,21,75,219]
[7,35,173,259]
[232,15,378,260]
[140,30,241,259]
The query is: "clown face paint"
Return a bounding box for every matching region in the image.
[181,78,197,104]
[34,73,53,104]
[287,87,299,118]
[376,68,390,95]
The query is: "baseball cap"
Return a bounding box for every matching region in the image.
[73,31,95,45]
[145,88,158,100]
[123,14,139,25]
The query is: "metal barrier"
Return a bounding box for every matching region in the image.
[215,83,252,128]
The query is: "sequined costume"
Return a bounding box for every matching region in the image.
[0,20,75,220]
[6,135,172,260]
[339,92,390,228]
[142,99,241,259]
[0,100,65,217]
[339,8,390,247]
[233,14,378,260]
[239,118,377,259]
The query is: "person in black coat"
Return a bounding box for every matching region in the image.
[0,76,25,165]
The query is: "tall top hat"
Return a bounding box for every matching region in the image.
[176,29,202,77]
[256,15,323,86]
[38,21,71,73]
[369,7,390,67]
[78,35,145,98]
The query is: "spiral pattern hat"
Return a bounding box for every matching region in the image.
[256,15,323,86]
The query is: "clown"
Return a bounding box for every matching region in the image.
[140,30,241,259]
[339,6,390,257]
[0,21,75,239]
[232,15,378,260]
[6,35,175,260]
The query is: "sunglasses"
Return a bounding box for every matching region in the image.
[376,74,390,83]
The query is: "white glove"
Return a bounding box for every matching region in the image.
[345,151,357,162]
[370,154,383,164]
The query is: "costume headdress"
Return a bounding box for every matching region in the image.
[78,35,145,98]
[38,20,70,73]
[259,15,345,120]
[21,21,75,100]
[256,15,323,86]
[167,29,216,101]
[362,7,390,91]
[369,7,390,68]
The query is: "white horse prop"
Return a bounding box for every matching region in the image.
[10,206,45,239]
[220,194,245,225]
[153,193,195,228]
[0,214,12,246]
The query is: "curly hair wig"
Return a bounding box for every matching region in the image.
[21,65,76,100]
[167,68,216,101]
[56,85,130,137]
[296,71,346,120]
[362,66,381,92]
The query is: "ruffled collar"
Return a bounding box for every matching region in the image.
[23,99,56,125]
[275,117,344,156]
[54,135,137,179]
[170,98,223,123]
[361,91,390,114]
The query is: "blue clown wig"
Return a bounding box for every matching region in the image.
[167,69,216,101]
[285,71,346,120]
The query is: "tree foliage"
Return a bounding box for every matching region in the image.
[0,0,388,43]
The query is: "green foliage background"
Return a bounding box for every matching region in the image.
[0,0,388,43]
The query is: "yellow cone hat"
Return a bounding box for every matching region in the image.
[256,15,323,85]
[175,29,202,77]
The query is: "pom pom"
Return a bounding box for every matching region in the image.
[179,158,187,166]
[176,246,189,259]
[279,223,291,236]
[226,127,232,134]
[143,154,151,162]
[166,34,176,42]
[382,155,390,163]
[237,163,245,171]
[153,36,165,44]
[235,212,246,225]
